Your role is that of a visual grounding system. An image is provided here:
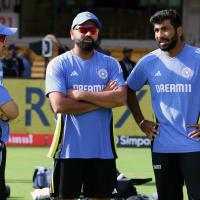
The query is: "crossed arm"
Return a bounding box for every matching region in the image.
[49,80,127,115]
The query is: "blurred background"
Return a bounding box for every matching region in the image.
[1,0,200,78]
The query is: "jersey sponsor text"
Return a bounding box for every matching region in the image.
[155,84,192,93]
[73,84,105,92]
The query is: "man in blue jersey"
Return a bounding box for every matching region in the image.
[0,23,19,200]
[45,11,126,200]
[127,9,200,200]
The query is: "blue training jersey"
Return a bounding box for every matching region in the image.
[127,44,200,153]
[0,85,11,142]
[46,50,125,158]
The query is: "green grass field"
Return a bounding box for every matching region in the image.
[6,147,187,199]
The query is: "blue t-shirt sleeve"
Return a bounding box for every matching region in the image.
[45,56,68,96]
[0,85,12,106]
[108,57,125,86]
[127,57,147,91]
[0,86,11,142]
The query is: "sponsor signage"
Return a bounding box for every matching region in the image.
[7,133,53,147]
[4,79,155,147]
[116,136,151,147]
[4,79,153,137]
[6,134,150,148]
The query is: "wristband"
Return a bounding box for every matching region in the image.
[139,119,145,127]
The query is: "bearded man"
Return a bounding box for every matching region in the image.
[127,9,200,200]
[45,11,126,200]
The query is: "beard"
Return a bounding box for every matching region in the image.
[75,36,99,52]
[158,31,179,51]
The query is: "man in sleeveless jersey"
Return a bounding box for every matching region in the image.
[127,9,200,200]
[45,11,126,200]
[0,23,19,200]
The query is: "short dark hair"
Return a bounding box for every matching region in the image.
[150,9,182,28]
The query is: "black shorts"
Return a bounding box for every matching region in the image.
[0,142,6,200]
[152,151,200,200]
[50,158,117,198]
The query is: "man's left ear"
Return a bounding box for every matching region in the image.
[177,27,183,38]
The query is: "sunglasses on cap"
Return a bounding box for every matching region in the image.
[74,26,99,35]
[0,35,7,43]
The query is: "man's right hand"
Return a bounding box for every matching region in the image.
[140,119,159,139]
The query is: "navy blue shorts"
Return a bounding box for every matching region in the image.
[50,158,117,198]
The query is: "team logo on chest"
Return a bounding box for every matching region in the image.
[97,68,108,79]
[181,67,193,79]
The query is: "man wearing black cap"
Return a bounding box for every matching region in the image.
[119,47,136,80]
[45,11,126,200]
[0,23,19,200]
